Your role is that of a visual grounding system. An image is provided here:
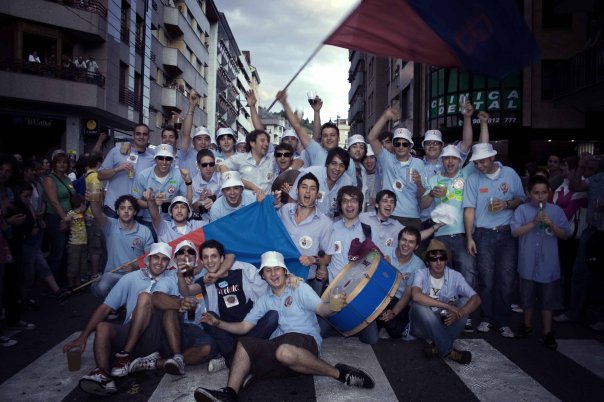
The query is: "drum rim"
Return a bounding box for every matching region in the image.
[321,251,380,303]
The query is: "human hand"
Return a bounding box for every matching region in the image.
[286,275,303,290]
[315,266,327,281]
[311,96,323,111]
[180,168,191,183]
[200,312,219,326]
[204,272,218,285]
[63,335,87,354]
[276,89,287,104]
[189,90,199,107]
[380,309,396,322]
[245,89,257,107]
[430,185,447,198]
[478,111,489,123]
[143,188,155,203]
[384,106,401,121]
[299,255,315,267]
[7,213,26,226]
[462,100,474,117]
[467,238,477,256]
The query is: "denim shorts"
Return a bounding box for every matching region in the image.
[519,278,561,310]
[182,322,216,355]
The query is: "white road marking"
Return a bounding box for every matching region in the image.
[558,339,604,380]
[148,363,228,402]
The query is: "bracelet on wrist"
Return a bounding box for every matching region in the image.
[185,181,192,186]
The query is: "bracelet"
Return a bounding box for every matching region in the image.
[185,181,192,186]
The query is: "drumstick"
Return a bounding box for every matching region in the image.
[69,257,139,293]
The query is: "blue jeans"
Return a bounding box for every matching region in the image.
[474,228,517,327]
[45,213,68,280]
[91,272,124,299]
[203,310,278,367]
[567,226,597,320]
[22,234,53,299]
[411,300,468,357]
[437,234,478,290]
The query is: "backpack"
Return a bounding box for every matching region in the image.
[72,172,92,195]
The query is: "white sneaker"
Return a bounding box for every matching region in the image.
[379,328,390,339]
[164,354,185,375]
[129,352,160,373]
[464,318,475,333]
[498,326,515,338]
[208,356,227,373]
[553,313,570,323]
[477,321,492,333]
[511,304,523,313]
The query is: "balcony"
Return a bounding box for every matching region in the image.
[162,47,186,74]
[349,96,365,123]
[161,86,187,112]
[164,5,186,36]
[348,71,364,103]
[0,58,105,88]
[552,42,604,112]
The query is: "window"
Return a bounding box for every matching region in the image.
[120,2,130,43]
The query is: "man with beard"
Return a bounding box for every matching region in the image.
[288,148,354,220]
[463,142,525,338]
[278,172,334,293]
[209,171,261,221]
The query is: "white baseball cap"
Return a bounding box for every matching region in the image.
[168,196,192,219]
[192,126,211,138]
[347,134,366,149]
[260,251,289,273]
[423,130,443,147]
[440,144,461,160]
[366,144,375,157]
[392,128,414,147]
[144,243,173,266]
[220,170,244,189]
[155,144,174,159]
[216,127,236,141]
[469,143,497,161]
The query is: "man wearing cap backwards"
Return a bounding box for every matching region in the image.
[210,171,262,221]
[132,143,192,237]
[88,194,154,299]
[278,172,334,292]
[64,243,175,396]
[462,142,525,338]
[367,107,425,230]
[410,239,481,365]
[180,91,214,175]
[194,250,374,402]
[98,123,155,218]
[214,127,237,165]
[420,111,491,332]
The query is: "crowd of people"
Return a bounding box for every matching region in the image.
[23,50,104,85]
[1,88,603,400]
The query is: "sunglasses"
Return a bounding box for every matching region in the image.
[428,255,447,262]
[176,248,196,256]
[394,141,411,148]
[424,141,441,147]
[199,162,216,168]
[275,152,292,158]
[156,156,173,161]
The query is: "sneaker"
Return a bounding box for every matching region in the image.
[79,368,117,396]
[516,323,533,338]
[423,343,439,358]
[208,356,227,373]
[110,351,131,377]
[129,352,160,373]
[194,386,237,402]
[107,310,120,320]
[448,349,472,364]
[0,335,18,347]
[498,326,515,338]
[335,363,375,389]
[511,304,523,313]
[402,323,416,341]
[56,288,72,303]
[553,313,570,323]
[378,328,390,339]
[476,321,492,333]
[464,318,475,333]
[164,354,185,375]
[8,320,36,330]
[542,332,558,351]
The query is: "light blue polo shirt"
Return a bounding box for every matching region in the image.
[244,282,323,349]
[178,147,202,178]
[462,162,525,229]
[209,190,256,222]
[99,146,155,212]
[359,211,404,256]
[155,219,206,243]
[225,152,278,194]
[412,267,476,303]
[329,219,365,282]
[102,217,153,273]
[132,165,187,221]
[104,268,174,325]
[424,163,476,236]
[154,269,208,325]
[305,140,328,167]
[288,166,354,220]
[387,251,425,298]
[191,171,222,204]
[376,151,424,218]
[418,158,443,221]
[511,202,571,283]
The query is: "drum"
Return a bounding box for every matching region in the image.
[321,251,401,336]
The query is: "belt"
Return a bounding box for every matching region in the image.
[437,233,465,238]
[478,225,511,232]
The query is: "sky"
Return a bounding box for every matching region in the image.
[214,0,361,123]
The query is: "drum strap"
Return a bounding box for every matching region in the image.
[361,222,372,240]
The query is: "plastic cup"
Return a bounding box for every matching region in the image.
[66,347,81,371]
[307,91,317,105]
[488,197,497,213]
[329,286,344,312]
[186,296,197,321]
[408,168,415,182]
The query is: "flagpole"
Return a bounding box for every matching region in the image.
[265,42,324,112]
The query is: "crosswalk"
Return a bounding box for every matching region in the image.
[0,332,603,401]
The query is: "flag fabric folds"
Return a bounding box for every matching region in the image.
[324,0,539,80]
[139,196,307,278]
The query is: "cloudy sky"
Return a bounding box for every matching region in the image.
[214,0,361,122]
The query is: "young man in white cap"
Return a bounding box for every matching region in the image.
[462,142,525,338]
[235,133,247,153]
[180,91,213,175]
[281,129,311,167]
[133,143,192,237]
[195,250,374,402]
[214,127,237,164]
[367,107,424,229]
[63,243,174,396]
[209,171,260,221]
[145,193,206,243]
[347,134,368,196]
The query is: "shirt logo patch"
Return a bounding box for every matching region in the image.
[479,188,488,193]
[385,238,393,247]
[299,236,313,250]
[266,172,273,181]
[167,185,176,194]
[218,281,228,288]
[223,294,239,308]
[452,178,464,190]
[393,180,403,191]
[132,237,141,248]
[499,182,509,194]
[334,241,342,254]
[317,191,325,201]
[284,296,293,307]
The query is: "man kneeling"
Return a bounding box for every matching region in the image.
[194,251,375,402]
[410,240,481,364]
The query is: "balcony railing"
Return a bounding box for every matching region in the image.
[47,0,108,18]
[0,58,105,88]
[119,86,140,111]
[553,41,604,99]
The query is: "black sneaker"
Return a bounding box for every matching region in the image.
[448,349,472,364]
[516,323,533,338]
[193,387,237,402]
[542,332,558,351]
[335,363,375,389]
